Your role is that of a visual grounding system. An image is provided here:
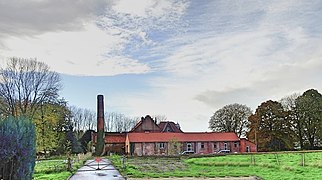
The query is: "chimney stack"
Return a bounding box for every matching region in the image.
[96,95,105,156]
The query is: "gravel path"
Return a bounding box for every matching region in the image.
[69,158,125,180]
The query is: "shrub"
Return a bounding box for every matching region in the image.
[0,116,36,179]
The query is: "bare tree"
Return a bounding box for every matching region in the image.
[69,106,97,139]
[70,106,84,139]
[105,112,138,132]
[0,57,61,118]
[280,93,300,111]
[151,114,167,124]
[83,108,96,130]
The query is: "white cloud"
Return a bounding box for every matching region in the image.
[2,0,322,132]
[98,0,189,49]
[0,22,150,76]
[117,0,322,131]
[0,0,189,76]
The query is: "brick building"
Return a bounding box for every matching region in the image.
[91,115,256,155]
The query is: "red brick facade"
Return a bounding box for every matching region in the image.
[91,115,257,155]
[240,138,257,152]
[126,133,243,155]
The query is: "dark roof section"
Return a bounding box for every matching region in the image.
[158,121,183,133]
[130,115,161,132]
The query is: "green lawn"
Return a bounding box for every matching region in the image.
[33,155,87,180]
[114,151,322,180]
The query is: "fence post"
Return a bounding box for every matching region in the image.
[275,154,280,165]
[301,153,305,166]
[251,154,256,165]
[121,155,127,179]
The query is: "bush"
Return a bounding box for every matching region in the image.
[0,116,36,179]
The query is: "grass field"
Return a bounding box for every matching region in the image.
[33,159,72,180]
[110,151,322,180]
[33,155,89,180]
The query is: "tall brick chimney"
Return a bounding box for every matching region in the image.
[95,95,105,156]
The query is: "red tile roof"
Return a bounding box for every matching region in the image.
[127,132,239,143]
[104,133,126,143]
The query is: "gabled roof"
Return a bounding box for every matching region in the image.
[158,121,183,133]
[127,132,239,143]
[130,115,161,132]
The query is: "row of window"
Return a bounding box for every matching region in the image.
[156,142,239,150]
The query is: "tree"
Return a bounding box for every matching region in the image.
[105,112,138,132]
[0,116,36,179]
[247,100,294,151]
[151,114,167,124]
[69,106,96,139]
[33,99,71,155]
[70,106,85,140]
[83,108,96,131]
[0,57,61,118]
[168,138,180,155]
[280,93,304,149]
[295,89,322,149]
[209,103,252,137]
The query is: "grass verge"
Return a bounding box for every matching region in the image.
[33,154,92,180]
[110,151,322,180]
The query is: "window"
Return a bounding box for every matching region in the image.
[214,143,217,149]
[187,143,192,151]
[160,142,165,149]
[246,146,250,152]
[224,143,228,150]
[234,142,238,148]
[166,127,173,132]
[200,142,205,149]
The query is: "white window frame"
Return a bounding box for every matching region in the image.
[187,143,192,151]
[246,146,250,152]
[159,142,165,149]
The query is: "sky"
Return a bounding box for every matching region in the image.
[1,0,322,131]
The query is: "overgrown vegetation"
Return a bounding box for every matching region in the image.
[114,151,322,179]
[0,116,36,179]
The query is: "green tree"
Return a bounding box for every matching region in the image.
[209,103,252,137]
[247,100,294,151]
[295,89,322,149]
[33,100,70,155]
[280,93,303,149]
[168,138,181,155]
